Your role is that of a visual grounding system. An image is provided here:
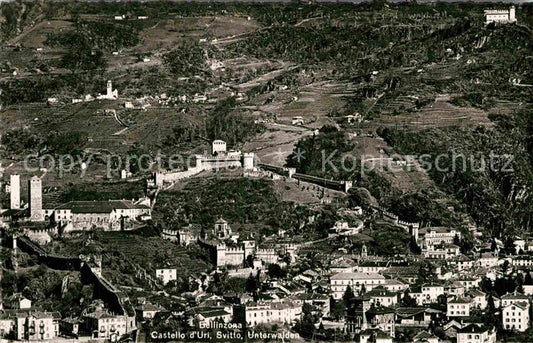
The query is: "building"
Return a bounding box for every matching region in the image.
[466,289,487,310]
[211,140,227,155]
[365,306,396,338]
[10,174,20,210]
[51,200,151,231]
[329,221,362,236]
[366,286,398,307]
[423,243,460,260]
[456,324,496,343]
[97,80,118,100]
[330,272,386,299]
[421,284,445,305]
[484,6,516,25]
[155,268,177,285]
[6,294,31,310]
[14,311,60,341]
[82,310,131,340]
[501,292,529,307]
[447,297,472,317]
[240,301,302,327]
[28,176,43,221]
[419,227,460,248]
[502,301,530,332]
[213,218,232,239]
[478,253,499,268]
[135,303,162,321]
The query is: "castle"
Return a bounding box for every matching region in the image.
[198,219,279,267]
[154,140,255,187]
[484,6,516,25]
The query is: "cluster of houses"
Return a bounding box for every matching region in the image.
[146,209,533,343]
[0,295,135,342]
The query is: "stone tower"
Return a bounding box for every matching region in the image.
[28,176,43,221]
[10,174,20,209]
[242,153,255,170]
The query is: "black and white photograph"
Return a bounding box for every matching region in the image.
[0,0,531,342]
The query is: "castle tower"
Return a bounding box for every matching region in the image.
[509,5,516,22]
[243,240,256,258]
[242,153,255,170]
[216,244,227,267]
[28,176,43,221]
[214,218,231,239]
[211,140,227,156]
[10,174,20,209]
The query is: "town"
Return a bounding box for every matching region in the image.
[0,1,532,343]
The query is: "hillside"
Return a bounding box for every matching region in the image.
[0,1,531,236]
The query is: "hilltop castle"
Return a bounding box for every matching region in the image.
[484,5,516,25]
[154,140,255,187]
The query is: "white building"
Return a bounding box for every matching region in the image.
[421,284,445,304]
[457,324,496,343]
[330,272,386,299]
[83,310,134,340]
[502,302,530,332]
[366,286,398,307]
[511,255,533,268]
[466,289,487,310]
[501,292,530,308]
[14,311,60,341]
[211,140,227,155]
[484,6,516,25]
[383,279,408,293]
[155,268,177,285]
[97,80,118,100]
[478,253,499,268]
[419,227,460,248]
[242,301,302,327]
[447,297,472,318]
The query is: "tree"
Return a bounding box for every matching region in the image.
[267,264,285,279]
[245,273,258,293]
[360,284,367,295]
[453,234,461,246]
[525,272,533,286]
[402,290,418,307]
[480,277,493,293]
[484,295,497,328]
[330,297,345,320]
[501,260,510,273]
[490,240,498,252]
[409,236,422,254]
[343,285,355,305]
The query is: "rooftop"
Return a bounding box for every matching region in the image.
[331,272,385,281]
[55,200,147,213]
